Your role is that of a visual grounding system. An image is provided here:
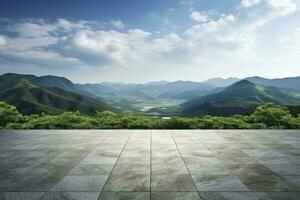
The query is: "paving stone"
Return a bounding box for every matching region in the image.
[282,175,300,187]
[0,192,45,200]
[265,164,300,175]
[238,173,299,192]
[151,156,184,165]
[104,174,150,192]
[99,192,150,200]
[51,175,108,192]
[254,192,300,200]
[117,156,150,165]
[192,175,249,192]
[112,164,150,175]
[40,192,100,200]
[199,192,260,200]
[152,164,189,175]
[151,192,201,200]
[69,164,114,175]
[151,174,197,191]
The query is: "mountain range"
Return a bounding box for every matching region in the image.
[1,73,300,116]
[78,80,218,101]
[0,74,111,115]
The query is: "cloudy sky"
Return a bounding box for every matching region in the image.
[0,0,300,83]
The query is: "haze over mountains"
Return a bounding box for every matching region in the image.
[1,73,300,116]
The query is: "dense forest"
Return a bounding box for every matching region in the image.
[1,101,300,129]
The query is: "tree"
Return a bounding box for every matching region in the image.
[0,101,22,128]
[249,103,296,128]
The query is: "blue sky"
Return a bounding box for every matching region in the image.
[0,0,300,83]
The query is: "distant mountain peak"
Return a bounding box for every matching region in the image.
[233,79,253,86]
[202,77,241,87]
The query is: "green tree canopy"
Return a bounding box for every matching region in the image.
[249,103,299,128]
[0,101,22,128]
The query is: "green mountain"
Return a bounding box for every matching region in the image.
[246,76,300,91]
[0,78,111,115]
[181,80,300,116]
[0,73,92,96]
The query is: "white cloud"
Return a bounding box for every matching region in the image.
[56,18,91,31]
[190,11,209,23]
[110,20,125,29]
[241,0,261,7]
[186,0,296,50]
[268,0,297,15]
[56,18,73,30]
[7,22,56,37]
[151,33,183,55]
[0,36,6,46]
[185,14,236,40]
[55,29,153,67]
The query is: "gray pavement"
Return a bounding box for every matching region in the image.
[0,130,300,199]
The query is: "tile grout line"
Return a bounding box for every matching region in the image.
[97,130,133,199]
[38,132,109,200]
[170,131,203,199]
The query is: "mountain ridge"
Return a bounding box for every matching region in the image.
[181,80,300,116]
[0,77,112,115]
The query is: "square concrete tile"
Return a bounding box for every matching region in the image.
[187,163,232,176]
[228,164,275,176]
[121,149,150,157]
[152,149,180,157]
[151,192,201,200]
[69,164,114,175]
[99,192,150,200]
[4,169,66,192]
[192,175,249,192]
[90,149,122,157]
[254,192,300,200]
[104,174,150,191]
[282,175,300,187]
[51,175,108,192]
[151,174,197,192]
[199,192,260,200]
[265,164,300,175]
[151,156,184,165]
[0,192,45,200]
[112,164,150,175]
[238,173,299,192]
[40,192,100,200]
[152,164,189,175]
[79,155,118,165]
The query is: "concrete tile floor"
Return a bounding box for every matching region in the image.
[0,130,300,200]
